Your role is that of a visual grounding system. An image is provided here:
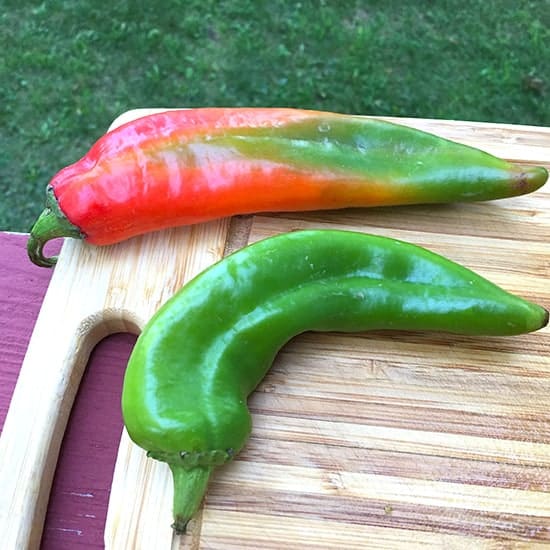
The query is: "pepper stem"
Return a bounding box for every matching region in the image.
[27,186,83,267]
[169,464,213,535]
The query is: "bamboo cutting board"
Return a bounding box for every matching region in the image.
[0,110,549,550]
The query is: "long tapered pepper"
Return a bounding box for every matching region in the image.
[120,229,548,534]
[28,108,547,266]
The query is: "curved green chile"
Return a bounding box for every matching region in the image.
[121,229,548,533]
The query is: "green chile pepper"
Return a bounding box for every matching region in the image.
[121,229,548,533]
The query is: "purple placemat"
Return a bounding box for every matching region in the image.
[0,233,136,549]
[0,235,63,429]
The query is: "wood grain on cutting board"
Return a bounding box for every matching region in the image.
[0,109,548,550]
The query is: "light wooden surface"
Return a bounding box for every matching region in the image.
[0,109,548,549]
[0,208,231,548]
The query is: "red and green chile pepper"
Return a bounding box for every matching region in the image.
[121,230,548,533]
[27,108,547,266]
[26,109,548,533]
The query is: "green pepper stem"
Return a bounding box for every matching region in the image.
[27,186,83,267]
[169,464,213,535]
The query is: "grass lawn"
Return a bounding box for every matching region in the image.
[1,0,549,232]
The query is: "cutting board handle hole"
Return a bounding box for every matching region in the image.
[41,332,137,549]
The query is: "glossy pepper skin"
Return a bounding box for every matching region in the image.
[120,229,548,534]
[28,108,548,266]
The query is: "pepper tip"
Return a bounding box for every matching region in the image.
[171,518,190,535]
[167,463,213,537]
[517,165,548,194]
[541,308,549,330]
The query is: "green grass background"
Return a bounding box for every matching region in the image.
[1,0,549,232]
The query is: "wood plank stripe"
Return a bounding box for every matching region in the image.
[204,488,550,542]
[199,509,550,549]
[249,393,550,444]
[240,439,550,492]
[249,414,550,467]
[211,462,550,518]
[251,338,550,422]
[259,191,550,243]
[279,332,550,380]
